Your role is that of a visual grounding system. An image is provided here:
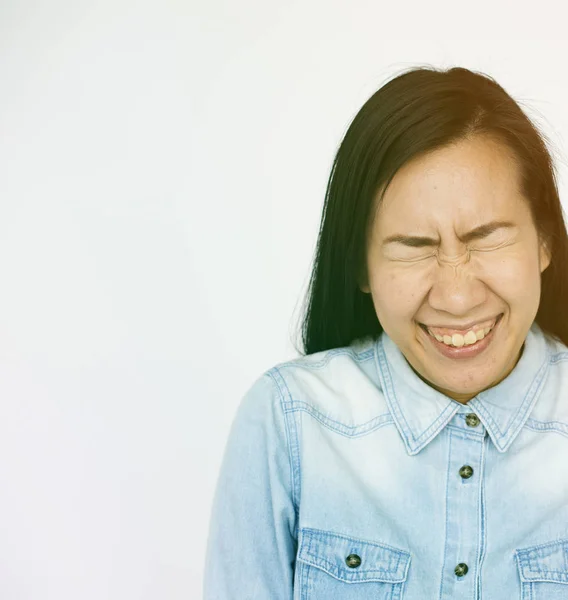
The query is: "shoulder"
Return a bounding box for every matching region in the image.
[529,331,568,425]
[258,335,390,427]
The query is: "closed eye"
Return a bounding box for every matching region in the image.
[382,220,517,249]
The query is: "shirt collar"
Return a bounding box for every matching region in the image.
[374,321,551,455]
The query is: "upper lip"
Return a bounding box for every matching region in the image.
[420,313,503,331]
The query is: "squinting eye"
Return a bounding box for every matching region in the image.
[399,250,436,261]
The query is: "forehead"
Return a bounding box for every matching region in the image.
[375,136,525,230]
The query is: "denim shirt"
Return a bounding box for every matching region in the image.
[203,321,568,599]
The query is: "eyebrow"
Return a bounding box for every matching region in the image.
[381,220,517,248]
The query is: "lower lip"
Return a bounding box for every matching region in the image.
[420,314,503,359]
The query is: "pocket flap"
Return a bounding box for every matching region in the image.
[515,538,568,583]
[297,527,411,583]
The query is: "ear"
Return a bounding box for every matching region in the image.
[539,236,552,273]
[357,265,371,294]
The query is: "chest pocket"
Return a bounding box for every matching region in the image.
[296,527,411,600]
[515,538,568,600]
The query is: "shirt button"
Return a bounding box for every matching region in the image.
[345,553,361,568]
[465,413,480,427]
[459,465,474,479]
[455,563,469,577]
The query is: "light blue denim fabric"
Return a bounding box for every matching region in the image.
[203,321,568,599]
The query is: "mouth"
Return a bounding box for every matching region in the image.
[418,313,504,359]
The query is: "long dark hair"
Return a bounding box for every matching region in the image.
[296,65,568,355]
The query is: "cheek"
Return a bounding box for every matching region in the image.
[373,272,421,317]
[485,254,541,298]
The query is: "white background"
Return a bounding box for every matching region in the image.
[1,0,567,598]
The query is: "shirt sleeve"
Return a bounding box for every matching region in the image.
[203,371,298,599]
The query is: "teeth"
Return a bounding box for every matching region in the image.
[428,321,496,347]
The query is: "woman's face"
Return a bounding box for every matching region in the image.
[360,136,551,403]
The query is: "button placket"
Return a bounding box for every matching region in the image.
[438,418,483,594]
[453,416,476,582]
[461,414,479,479]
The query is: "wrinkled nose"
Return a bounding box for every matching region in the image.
[435,249,472,266]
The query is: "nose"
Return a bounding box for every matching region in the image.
[427,249,487,313]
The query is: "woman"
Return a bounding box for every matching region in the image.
[203,65,568,599]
